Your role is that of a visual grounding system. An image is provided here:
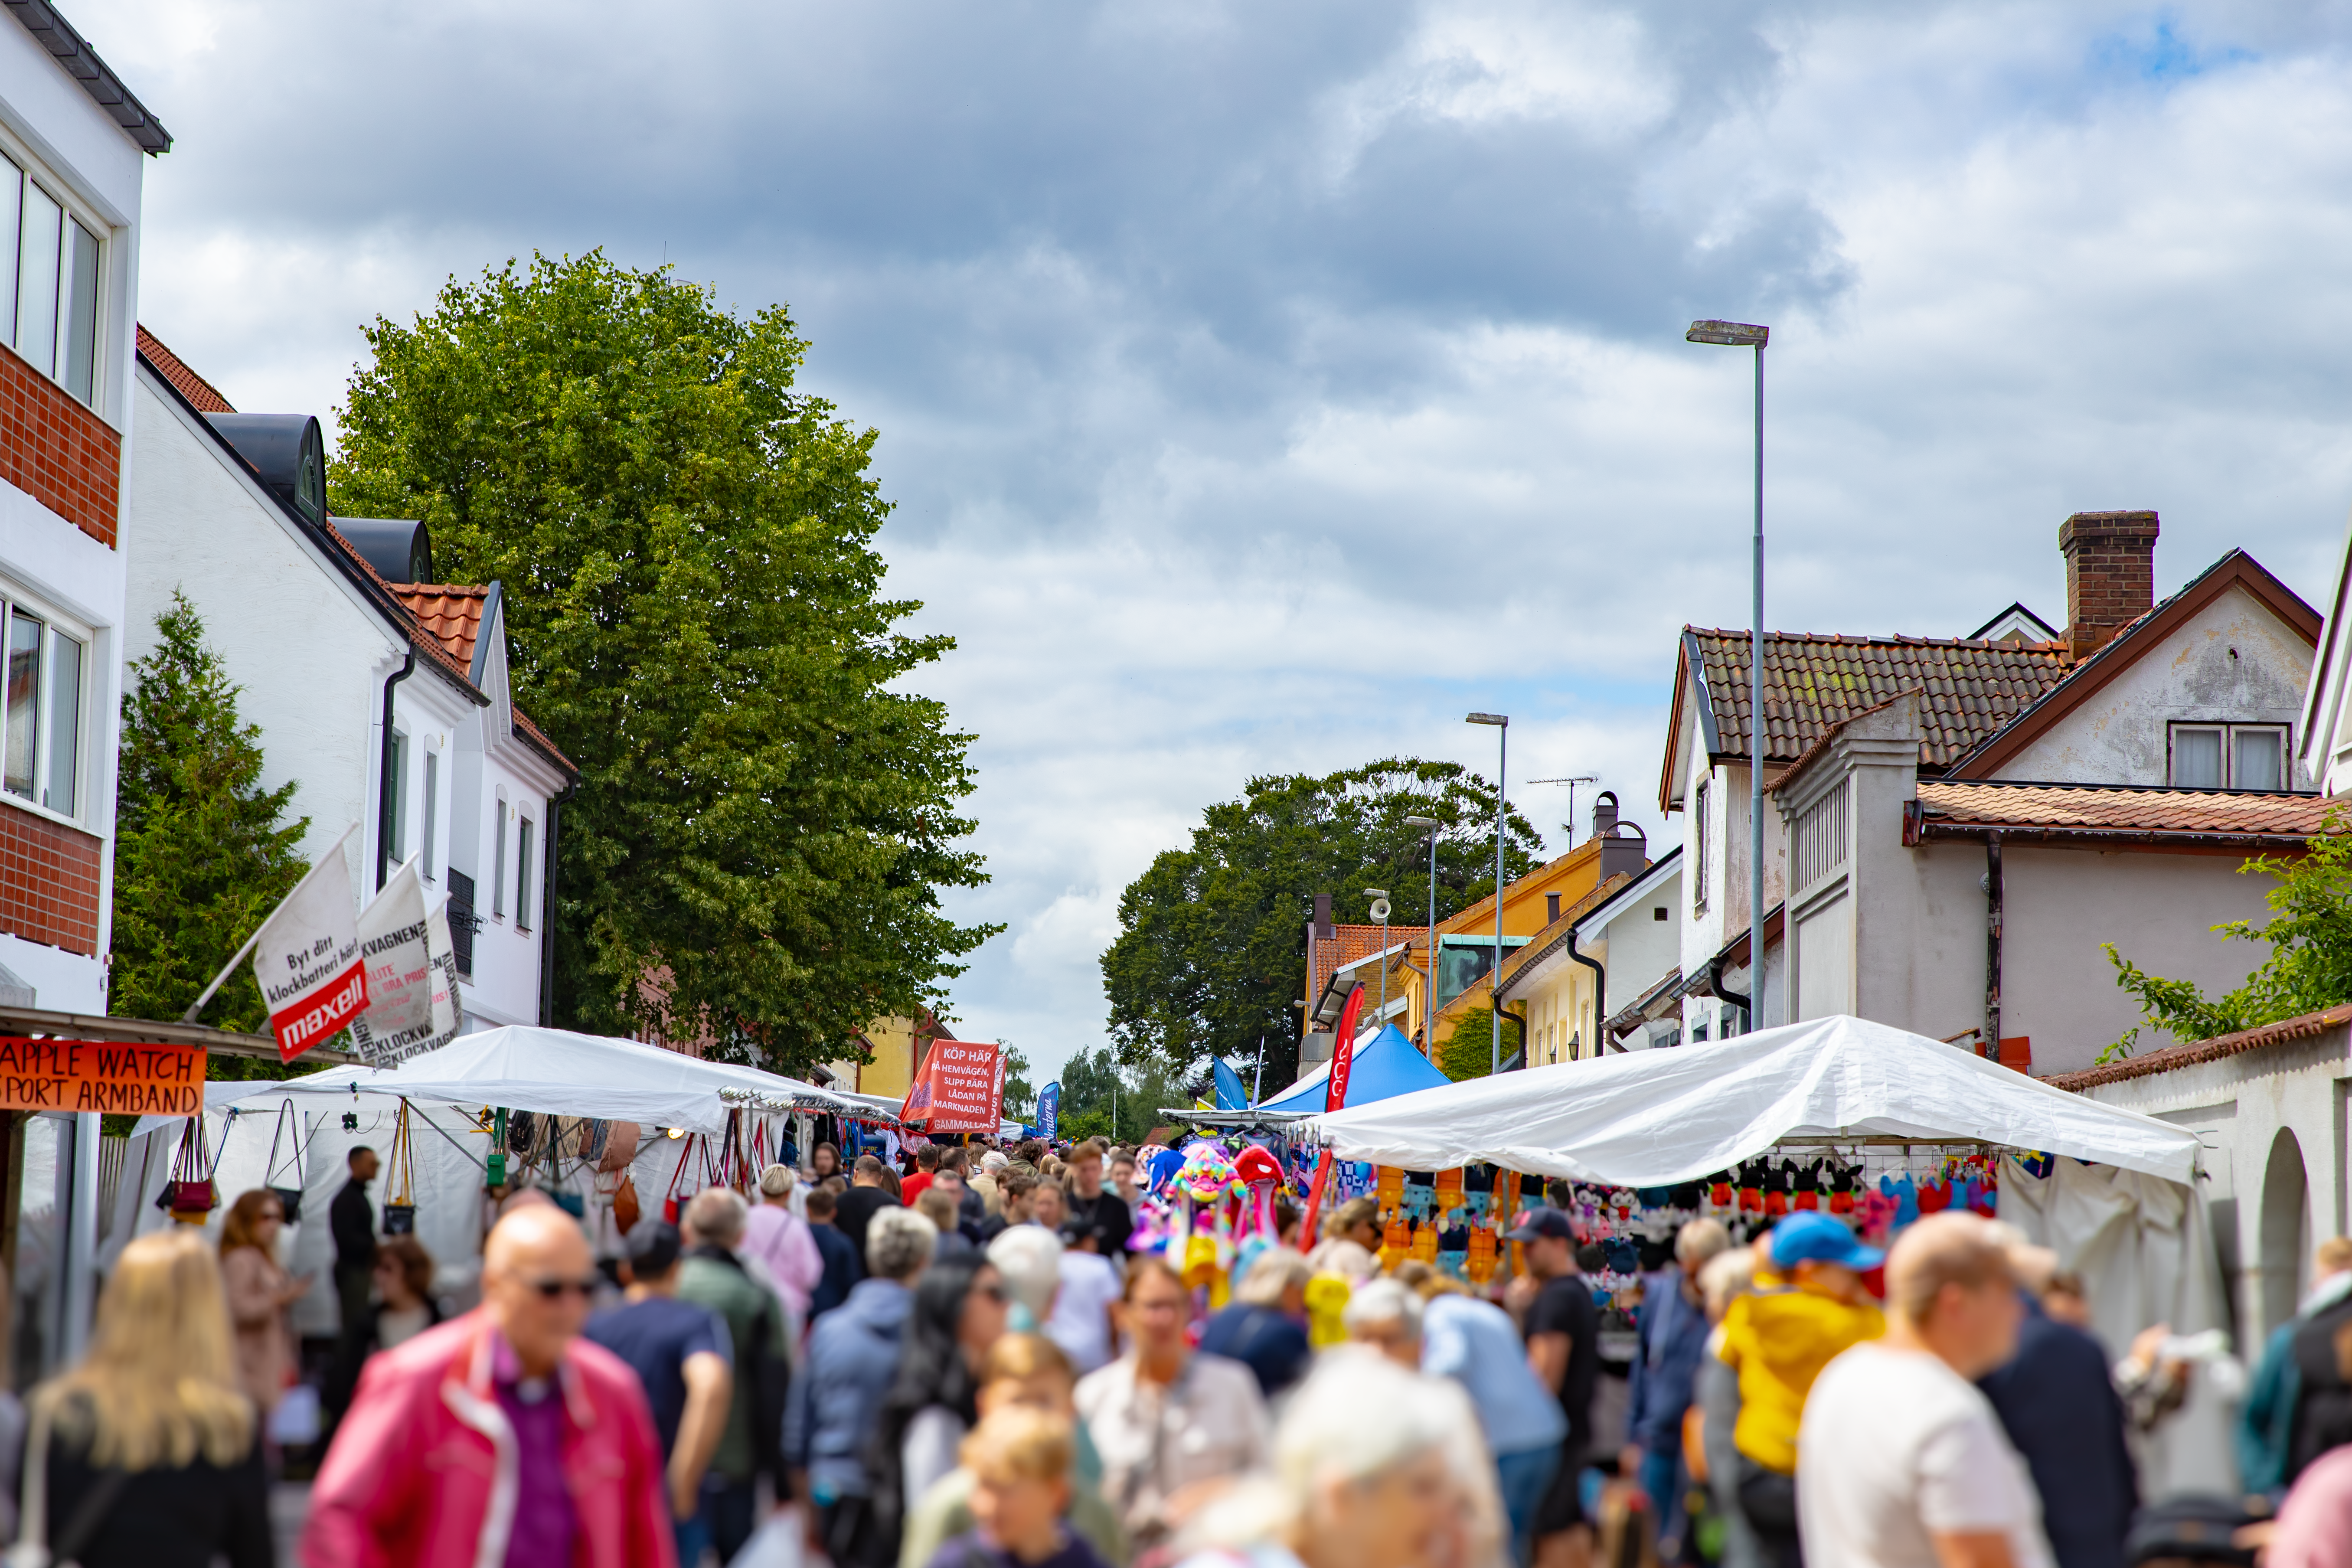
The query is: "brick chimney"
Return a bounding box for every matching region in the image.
[1545,892,1561,924]
[1313,893,1334,939]
[2059,510,2159,662]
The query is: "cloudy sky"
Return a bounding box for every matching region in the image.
[85,0,2352,1082]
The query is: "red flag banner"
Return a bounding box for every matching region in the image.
[1325,983,1366,1113]
[900,1039,1005,1134]
[255,839,367,1063]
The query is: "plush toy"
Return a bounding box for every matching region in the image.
[1304,1273,1354,1348]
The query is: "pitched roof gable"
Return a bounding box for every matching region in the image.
[136,327,233,413]
[1944,549,2322,779]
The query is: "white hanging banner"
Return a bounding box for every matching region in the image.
[348,864,465,1069]
[256,835,369,1064]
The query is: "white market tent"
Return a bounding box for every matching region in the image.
[1301,1013,2202,1186]
[1304,1013,2231,1493]
[130,1023,852,1140]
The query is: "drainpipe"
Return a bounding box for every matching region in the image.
[1568,934,1610,1054]
[1984,833,2003,1061]
[376,648,415,889]
[539,779,577,1028]
[1705,951,1751,1022]
[1496,1000,1530,1071]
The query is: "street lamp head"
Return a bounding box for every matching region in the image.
[1404,815,1441,829]
[1687,319,1768,348]
[1364,888,1389,898]
[1465,712,1508,727]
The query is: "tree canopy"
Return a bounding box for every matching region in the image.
[1100,758,1542,1088]
[110,594,315,1081]
[330,252,995,1075]
[2103,820,2352,1061]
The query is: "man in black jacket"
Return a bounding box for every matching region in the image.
[330,1146,380,1334]
[1980,1290,2136,1568]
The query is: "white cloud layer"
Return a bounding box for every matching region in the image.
[70,0,2352,1079]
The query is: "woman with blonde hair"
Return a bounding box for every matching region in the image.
[218,1187,310,1418]
[17,1228,271,1566]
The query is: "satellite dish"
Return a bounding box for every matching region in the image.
[1369,897,1392,921]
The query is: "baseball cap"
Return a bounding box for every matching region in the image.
[1503,1207,1575,1243]
[1767,1211,1884,1271]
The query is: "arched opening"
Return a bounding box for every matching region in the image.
[2260,1128,2313,1336]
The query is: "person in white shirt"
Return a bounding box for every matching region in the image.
[1035,1182,1124,1374]
[1799,1212,2051,1568]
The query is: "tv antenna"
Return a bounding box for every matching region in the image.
[1528,776,1600,840]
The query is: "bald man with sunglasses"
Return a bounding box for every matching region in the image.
[304,1204,676,1568]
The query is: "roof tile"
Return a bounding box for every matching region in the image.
[1914,780,2336,839]
[1691,630,2072,769]
[136,325,233,414]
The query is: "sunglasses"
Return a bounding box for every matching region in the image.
[525,1276,600,1300]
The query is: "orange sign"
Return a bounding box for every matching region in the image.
[0,1038,206,1116]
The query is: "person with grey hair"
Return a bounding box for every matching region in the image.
[1201,1247,1317,1398]
[987,1221,1064,1333]
[1623,1217,1733,1562]
[745,1162,824,1331]
[1362,1272,1568,1568]
[1173,1345,1503,1568]
[788,1205,937,1568]
[678,1186,794,1560]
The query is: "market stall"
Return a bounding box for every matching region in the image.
[105,1025,854,1336]
[1300,1013,2232,1495]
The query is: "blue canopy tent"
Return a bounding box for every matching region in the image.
[1170,1024,1451,1126]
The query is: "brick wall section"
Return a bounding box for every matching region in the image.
[0,803,100,957]
[2060,510,2160,661]
[0,342,120,549]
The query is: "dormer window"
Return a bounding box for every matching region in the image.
[2169,722,2287,790]
[0,153,102,406]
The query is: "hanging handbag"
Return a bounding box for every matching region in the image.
[661,1134,698,1225]
[264,1101,307,1225]
[159,1115,217,1222]
[380,1100,418,1237]
[613,1173,641,1235]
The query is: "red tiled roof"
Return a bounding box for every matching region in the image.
[1910,780,2336,844]
[1309,923,1428,1013]
[2046,1004,2352,1090]
[136,325,234,414]
[1686,630,2072,768]
[394,584,489,669]
[511,709,576,773]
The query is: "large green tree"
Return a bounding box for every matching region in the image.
[329,253,995,1075]
[1101,758,1541,1088]
[111,594,314,1080]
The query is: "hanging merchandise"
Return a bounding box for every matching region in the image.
[381,1100,418,1236]
[161,1113,220,1223]
[486,1107,509,1187]
[662,1133,701,1225]
[264,1101,307,1225]
[598,1122,642,1176]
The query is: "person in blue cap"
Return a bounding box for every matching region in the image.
[1715,1211,1887,1568]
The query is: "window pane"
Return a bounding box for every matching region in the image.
[493,810,506,917]
[516,820,535,930]
[4,608,39,800]
[2172,728,2223,788]
[42,629,76,814]
[386,732,407,863]
[2235,729,2284,792]
[61,219,96,404]
[0,160,24,347]
[16,184,59,376]
[421,752,438,882]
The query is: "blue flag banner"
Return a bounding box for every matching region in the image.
[1212,1058,1248,1110]
[1037,1082,1061,1140]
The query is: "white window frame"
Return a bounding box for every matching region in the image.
[1692,777,1711,911]
[420,746,438,884]
[0,123,110,412]
[384,728,408,866]
[2168,722,2291,790]
[0,577,90,827]
[515,815,535,932]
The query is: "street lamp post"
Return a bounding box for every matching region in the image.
[1686,318,1769,1029]
[1405,815,1441,1055]
[1466,713,1508,1072]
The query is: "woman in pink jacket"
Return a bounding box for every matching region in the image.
[218,1189,309,1418]
[744,1163,825,1330]
[302,1204,674,1568]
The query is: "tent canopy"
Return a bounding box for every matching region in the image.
[1303,1014,2202,1186]
[131,1025,846,1139]
[1258,1023,1453,1117]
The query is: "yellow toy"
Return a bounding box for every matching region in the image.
[1304,1272,1353,1348]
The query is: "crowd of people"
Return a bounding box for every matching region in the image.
[21,1129,2352,1568]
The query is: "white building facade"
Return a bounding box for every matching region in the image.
[123,336,575,1031]
[0,7,166,1015]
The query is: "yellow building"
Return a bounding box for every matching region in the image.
[1390,793,1651,1065]
[823,1009,953,1100]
